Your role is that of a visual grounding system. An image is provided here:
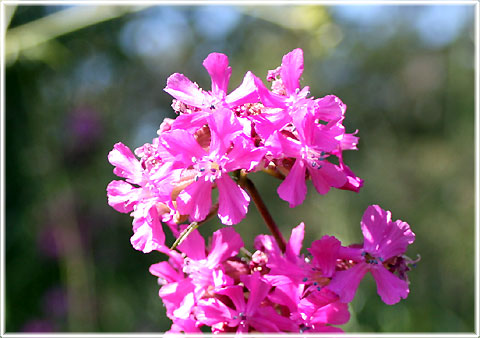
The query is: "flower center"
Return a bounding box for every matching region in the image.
[302,146,327,169]
[192,157,223,183]
[362,251,384,265]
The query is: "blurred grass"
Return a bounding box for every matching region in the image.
[5,4,475,333]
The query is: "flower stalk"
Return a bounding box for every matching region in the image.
[239,171,287,252]
[170,203,219,250]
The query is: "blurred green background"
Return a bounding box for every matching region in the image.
[5,4,475,333]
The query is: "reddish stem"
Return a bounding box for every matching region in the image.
[241,174,287,252]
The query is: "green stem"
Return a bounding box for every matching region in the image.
[170,203,219,250]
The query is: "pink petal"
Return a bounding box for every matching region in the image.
[277,159,307,208]
[254,233,280,255]
[176,180,213,222]
[173,291,196,319]
[314,95,346,123]
[268,283,302,313]
[273,132,303,158]
[216,285,246,312]
[280,48,304,95]
[250,110,291,143]
[310,301,350,326]
[223,136,265,172]
[108,142,143,184]
[309,161,347,195]
[379,219,416,260]
[177,228,206,261]
[168,316,201,334]
[161,129,206,165]
[310,325,344,333]
[299,294,350,326]
[106,180,140,213]
[217,175,250,225]
[202,52,231,97]
[327,262,369,303]
[290,111,316,147]
[164,73,207,108]
[263,271,303,287]
[338,161,364,193]
[195,298,234,327]
[207,108,243,155]
[266,259,307,286]
[207,227,244,267]
[308,235,341,278]
[225,71,260,107]
[159,279,196,319]
[309,124,343,153]
[339,130,359,151]
[285,222,305,262]
[212,269,234,288]
[149,261,184,284]
[130,206,166,253]
[361,205,415,259]
[250,305,298,332]
[361,205,391,254]
[159,245,185,268]
[243,272,271,316]
[338,246,364,261]
[370,265,410,305]
[307,287,339,307]
[171,110,210,133]
[254,75,287,108]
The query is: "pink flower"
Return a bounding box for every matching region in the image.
[164,52,259,132]
[295,289,349,333]
[254,222,305,280]
[150,227,244,321]
[196,272,298,333]
[252,224,350,333]
[327,205,416,305]
[167,316,202,334]
[274,113,347,207]
[248,48,360,206]
[259,223,341,291]
[269,282,349,333]
[255,49,346,124]
[160,112,264,225]
[255,48,310,110]
[107,142,175,253]
[177,227,243,290]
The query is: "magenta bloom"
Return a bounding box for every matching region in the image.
[256,223,341,288]
[327,205,416,305]
[165,52,259,131]
[150,227,243,322]
[161,112,264,225]
[196,272,297,333]
[107,142,175,253]
[255,48,310,110]
[250,48,359,206]
[177,227,243,290]
[255,49,346,123]
[274,113,347,207]
[253,224,350,333]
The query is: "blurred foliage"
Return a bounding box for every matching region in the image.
[5,4,475,333]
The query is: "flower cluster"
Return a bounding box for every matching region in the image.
[107,48,361,253]
[107,49,417,334]
[150,206,416,333]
